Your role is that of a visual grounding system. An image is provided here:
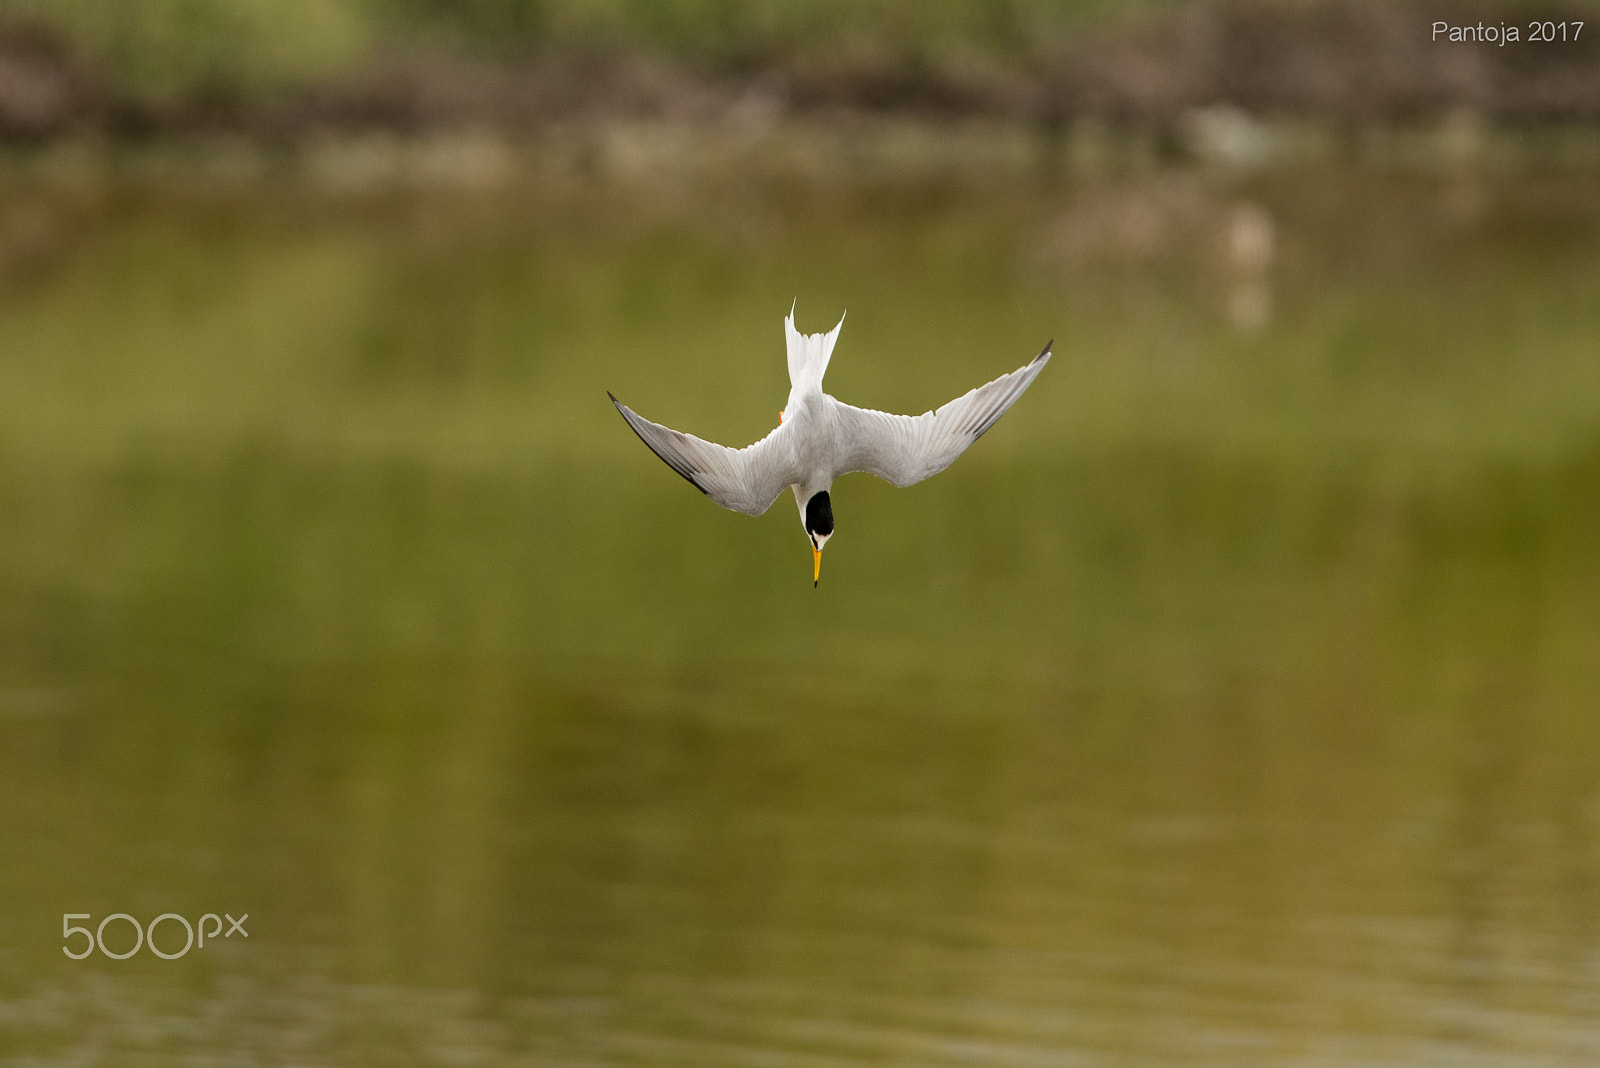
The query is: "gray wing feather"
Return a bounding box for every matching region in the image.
[833,342,1051,488]
[609,393,799,516]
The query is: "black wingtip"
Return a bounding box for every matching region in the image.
[1038,340,1053,360]
[608,393,711,496]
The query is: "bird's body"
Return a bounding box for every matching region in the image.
[609,308,1051,583]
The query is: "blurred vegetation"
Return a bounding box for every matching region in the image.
[1,0,373,94]
[3,0,1600,134]
[0,0,1186,96]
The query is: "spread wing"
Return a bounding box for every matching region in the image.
[832,342,1051,488]
[608,392,800,516]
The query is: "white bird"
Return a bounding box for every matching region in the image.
[609,307,1051,585]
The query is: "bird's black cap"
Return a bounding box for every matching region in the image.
[805,491,833,537]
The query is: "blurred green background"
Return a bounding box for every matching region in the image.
[3,1,1600,1065]
[0,0,1173,94]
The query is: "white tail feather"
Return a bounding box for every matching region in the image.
[785,306,845,394]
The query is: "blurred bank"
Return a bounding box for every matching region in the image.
[2,0,1600,140]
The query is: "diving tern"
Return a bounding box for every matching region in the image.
[609,308,1051,586]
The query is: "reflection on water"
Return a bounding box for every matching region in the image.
[2,163,1599,1065]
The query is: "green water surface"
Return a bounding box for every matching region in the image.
[2,160,1599,1064]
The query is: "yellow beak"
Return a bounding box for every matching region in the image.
[812,546,822,587]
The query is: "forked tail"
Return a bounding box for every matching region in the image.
[784,304,845,395]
